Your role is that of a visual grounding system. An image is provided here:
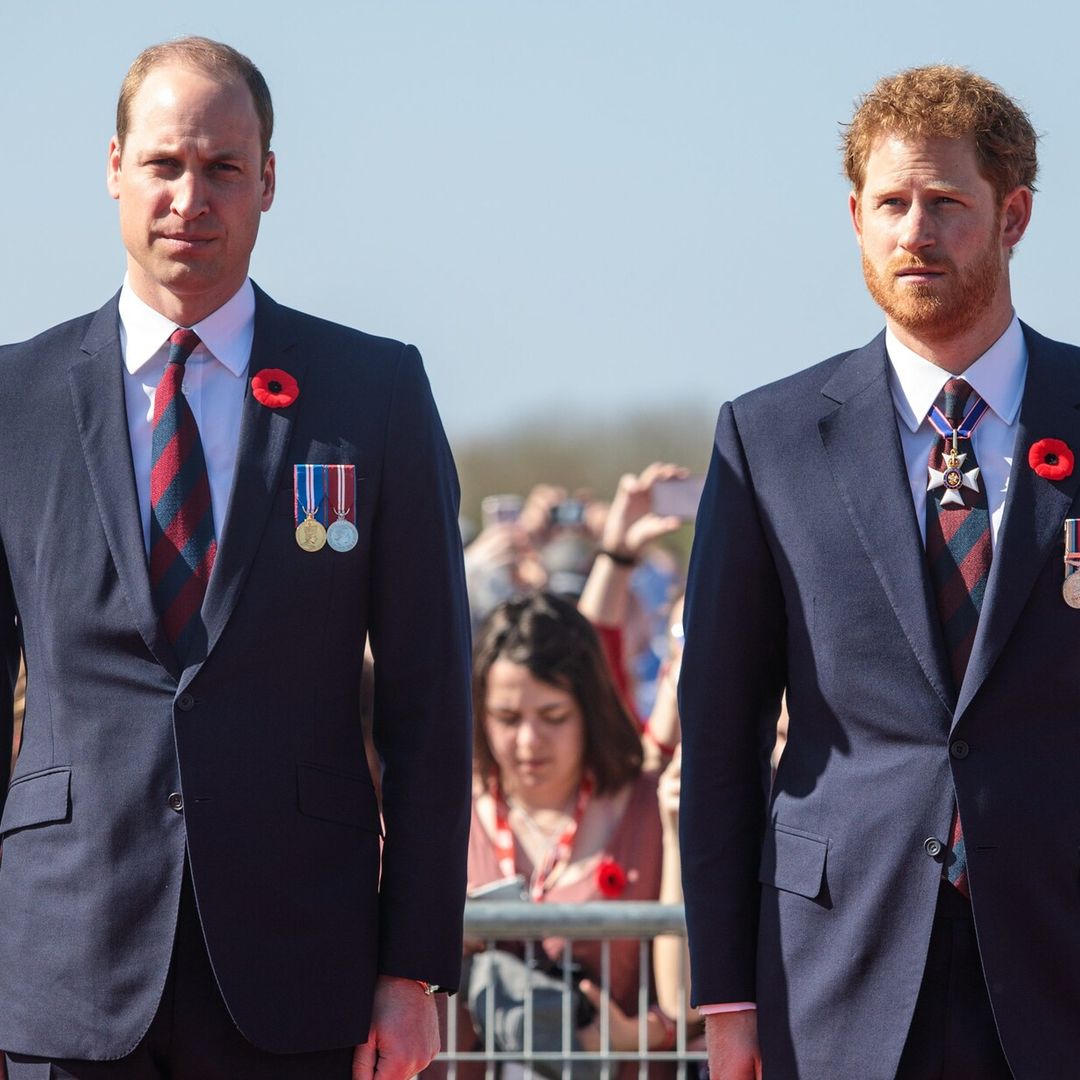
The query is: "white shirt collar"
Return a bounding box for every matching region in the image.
[886,315,1027,434]
[117,277,256,378]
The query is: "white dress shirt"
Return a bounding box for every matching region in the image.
[118,278,255,553]
[887,314,1027,549]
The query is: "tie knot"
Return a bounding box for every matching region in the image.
[934,377,974,428]
[168,328,201,367]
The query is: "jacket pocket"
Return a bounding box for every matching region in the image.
[1,766,72,836]
[296,761,382,834]
[758,821,828,900]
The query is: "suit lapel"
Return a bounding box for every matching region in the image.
[188,287,304,681]
[819,334,955,711]
[69,295,181,679]
[955,324,1080,721]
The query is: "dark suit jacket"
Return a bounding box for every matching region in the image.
[679,324,1080,1079]
[0,286,473,1059]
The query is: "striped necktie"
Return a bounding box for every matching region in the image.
[925,377,991,898]
[149,329,217,658]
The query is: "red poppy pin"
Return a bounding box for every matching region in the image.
[596,856,628,899]
[1028,438,1075,482]
[251,368,299,409]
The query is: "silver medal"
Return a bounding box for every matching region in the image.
[327,519,358,552]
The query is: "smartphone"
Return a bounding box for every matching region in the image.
[550,499,586,527]
[651,475,706,521]
[481,494,523,529]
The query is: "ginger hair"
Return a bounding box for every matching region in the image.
[843,65,1037,201]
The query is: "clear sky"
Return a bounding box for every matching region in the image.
[3,1,1079,444]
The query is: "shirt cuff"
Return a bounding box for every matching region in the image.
[698,1002,757,1014]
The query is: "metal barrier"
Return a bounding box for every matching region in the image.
[435,901,707,1079]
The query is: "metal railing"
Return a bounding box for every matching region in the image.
[435,901,707,1079]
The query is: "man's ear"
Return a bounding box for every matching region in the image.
[261,150,276,212]
[1001,185,1033,251]
[849,190,863,245]
[106,136,122,201]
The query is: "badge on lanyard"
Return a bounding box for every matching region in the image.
[325,465,358,552]
[294,464,328,552]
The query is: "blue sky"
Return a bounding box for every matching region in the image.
[3,1,1079,442]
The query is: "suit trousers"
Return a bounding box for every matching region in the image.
[6,862,355,1080]
[894,882,1013,1080]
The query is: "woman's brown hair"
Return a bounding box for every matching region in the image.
[473,592,643,795]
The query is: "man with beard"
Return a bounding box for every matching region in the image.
[679,66,1080,1078]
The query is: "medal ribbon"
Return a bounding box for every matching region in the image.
[328,464,356,523]
[293,464,327,527]
[1065,519,1080,571]
[490,771,594,901]
[926,392,991,443]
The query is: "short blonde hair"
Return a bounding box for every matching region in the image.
[843,65,1037,201]
[117,36,273,160]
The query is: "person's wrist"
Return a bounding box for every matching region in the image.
[598,547,638,568]
[649,1005,677,1050]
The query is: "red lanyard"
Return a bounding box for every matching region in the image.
[490,772,594,901]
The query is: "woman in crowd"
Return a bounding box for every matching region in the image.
[434,591,676,1077]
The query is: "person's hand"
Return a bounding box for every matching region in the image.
[601,463,688,558]
[657,744,682,835]
[576,980,670,1052]
[517,484,567,545]
[705,1010,762,1080]
[463,522,520,574]
[352,975,440,1079]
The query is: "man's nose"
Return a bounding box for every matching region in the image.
[898,203,934,253]
[170,171,209,219]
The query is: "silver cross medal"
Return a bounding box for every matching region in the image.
[928,431,980,507]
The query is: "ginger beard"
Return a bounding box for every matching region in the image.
[861,209,1006,343]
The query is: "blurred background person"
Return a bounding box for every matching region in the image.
[430,592,677,1077]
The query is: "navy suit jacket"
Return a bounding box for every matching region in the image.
[679,324,1080,1079]
[0,287,473,1059]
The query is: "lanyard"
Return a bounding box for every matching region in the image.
[490,772,594,901]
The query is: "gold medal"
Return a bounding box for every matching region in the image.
[296,513,327,552]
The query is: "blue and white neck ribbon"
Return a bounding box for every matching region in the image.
[926,391,991,442]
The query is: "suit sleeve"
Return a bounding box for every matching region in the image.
[678,400,786,1005]
[367,344,473,992]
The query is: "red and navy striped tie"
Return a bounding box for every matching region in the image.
[150,329,217,658]
[925,377,991,898]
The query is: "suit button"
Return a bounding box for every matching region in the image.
[924,837,943,858]
[950,740,969,759]
[168,792,184,813]
[177,693,195,712]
